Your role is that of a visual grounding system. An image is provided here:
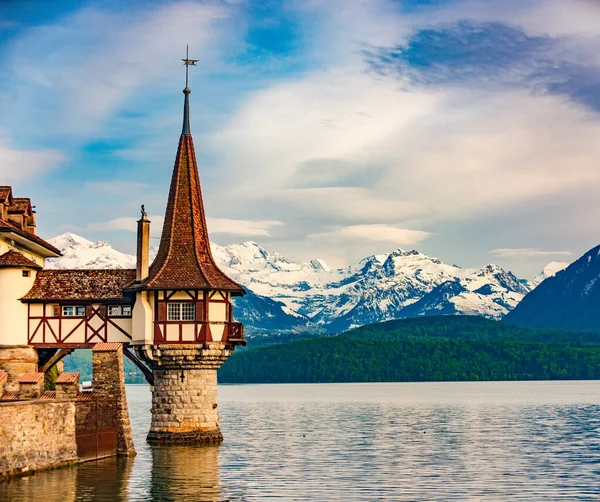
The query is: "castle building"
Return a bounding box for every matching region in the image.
[0,63,246,443]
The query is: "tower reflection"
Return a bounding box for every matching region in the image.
[150,444,221,501]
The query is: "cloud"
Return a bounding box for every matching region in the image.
[309,224,430,246]
[489,248,573,258]
[87,215,164,233]
[266,187,428,224]
[0,140,65,183]
[207,218,283,236]
[87,216,281,238]
[85,181,150,195]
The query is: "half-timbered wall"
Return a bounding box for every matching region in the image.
[153,290,232,344]
[28,303,132,347]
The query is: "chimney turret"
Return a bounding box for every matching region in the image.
[136,206,150,282]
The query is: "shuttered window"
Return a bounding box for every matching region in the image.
[167,302,195,321]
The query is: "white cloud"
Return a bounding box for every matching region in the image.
[309,224,430,246]
[87,215,164,233]
[207,218,283,236]
[489,248,573,258]
[0,140,65,183]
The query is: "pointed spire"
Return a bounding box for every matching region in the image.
[141,48,245,295]
[181,45,197,137]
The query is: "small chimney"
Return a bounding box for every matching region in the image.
[137,205,150,282]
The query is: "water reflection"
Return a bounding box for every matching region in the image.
[1,382,600,501]
[149,445,220,502]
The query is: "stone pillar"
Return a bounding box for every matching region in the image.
[145,343,231,443]
[19,372,45,399]
[55,372,80,400]
[91,343,136,456]
[0,345,38,392]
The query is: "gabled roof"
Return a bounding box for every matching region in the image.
[22,269,136,302]
[9,198,33,214]
[0,217,60,256]
[0,186,12,204]
[141,88,244,295]
[0,250,42,269]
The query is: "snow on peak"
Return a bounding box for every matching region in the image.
[46,233,135,270]
[531,261,569,287]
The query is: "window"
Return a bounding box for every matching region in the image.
[62,306,85,317]
[167,302,195,321]
[22,270,30,277]
[108,305,133,317]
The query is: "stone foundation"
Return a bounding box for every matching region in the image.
[143,344,230,443]
[0,346,38,392]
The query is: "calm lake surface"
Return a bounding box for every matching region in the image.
[2,381,600,501]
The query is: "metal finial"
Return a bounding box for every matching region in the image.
[141,204,147,218]
[181,45,198,136]
[182,44,198,89]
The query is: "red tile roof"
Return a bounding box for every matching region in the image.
[0,371,7,383]
[0,217,60,256]
[0,250,42,269]
[8,198,32,214]
[19,372,44,383]
[91,342,123,352]
[21,269,136,302]
[40,391,56,400]
[56,372,80,383]
[1,391,20,401]
[142,120,244,295]
[76,393,94,401]
[0,186,12,204]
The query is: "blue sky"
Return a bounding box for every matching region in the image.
[1,0,600,277]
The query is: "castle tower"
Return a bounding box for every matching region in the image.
[131,50,246,443]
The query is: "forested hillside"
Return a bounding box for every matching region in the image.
[219,316,600,384]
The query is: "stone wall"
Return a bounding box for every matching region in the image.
[0,400,77,478]
[145,343,230,443]
[0,346,38,392]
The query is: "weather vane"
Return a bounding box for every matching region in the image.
[182,45,199,88]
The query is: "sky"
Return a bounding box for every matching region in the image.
[1,0,600,278]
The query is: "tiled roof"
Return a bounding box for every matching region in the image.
[22,269,136,301]
[0,371,7,383]
[8,198,32,214]
[92,342,123,352]
[56,372,80,383]
[1,391,20,401]
[40,391,56,400]
[76,393,94,401]
[0,217,61,256]
[0,250,42,269]
[0,186,12,203]
[19,372,44,383]
[142,127,244,295]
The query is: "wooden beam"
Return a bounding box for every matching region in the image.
[123,348,154,386]
[39,348,74,374]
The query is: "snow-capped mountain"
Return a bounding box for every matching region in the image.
[46,233,551,334]
[530,261,569,287]
[505,246,600,333]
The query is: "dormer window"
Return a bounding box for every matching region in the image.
[167,302,195,321]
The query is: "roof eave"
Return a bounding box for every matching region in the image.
[0,228,61,258]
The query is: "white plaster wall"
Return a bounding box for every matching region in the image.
[209,301,227,322]
[0,236,46,267]
[132,291,154,344]
[210,324,225,342]
[0,268,36,345]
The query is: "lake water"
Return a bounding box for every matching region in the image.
[2,381,600,501]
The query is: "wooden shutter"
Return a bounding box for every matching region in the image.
[157,302,166,321]
[98,305,107,317]
[53,305,61,317]
[195,301,204,321]
[85,305,93,317]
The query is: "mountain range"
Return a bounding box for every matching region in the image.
[45,233,567,334]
